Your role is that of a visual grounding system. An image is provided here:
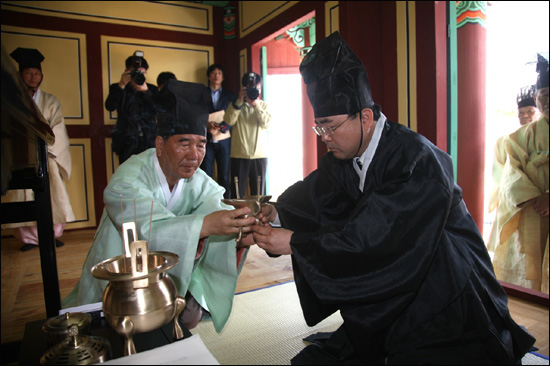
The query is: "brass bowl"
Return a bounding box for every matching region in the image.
[91,251,178,281]
[91,250,180,332]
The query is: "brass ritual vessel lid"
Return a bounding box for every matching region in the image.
[42,312,92,336]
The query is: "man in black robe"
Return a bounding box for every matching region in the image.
[251,31,535,364]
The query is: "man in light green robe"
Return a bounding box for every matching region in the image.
[63,80,256,332]
[489,55,549,293]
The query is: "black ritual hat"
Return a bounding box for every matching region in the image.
[517,85,536,108]
[155,79,211,137]
[536,53,549,90]
[10,47,44,72]
[299,31,374,118]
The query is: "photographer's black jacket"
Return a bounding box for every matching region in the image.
[106,82,158,163]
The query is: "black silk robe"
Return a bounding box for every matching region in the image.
[275,121,535,364]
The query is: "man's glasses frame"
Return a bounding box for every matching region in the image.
[312,114,354,137]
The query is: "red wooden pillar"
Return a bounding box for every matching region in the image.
[415,1,448,150]
[456,2,487,231]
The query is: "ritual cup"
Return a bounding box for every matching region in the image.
[222,195,271,245]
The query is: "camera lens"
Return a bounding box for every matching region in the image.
[132,70,146,86]
[246,87,259,100]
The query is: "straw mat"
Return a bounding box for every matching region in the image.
[192,281,549,365]
[191,281,342,365]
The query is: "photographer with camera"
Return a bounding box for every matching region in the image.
[225,72,272,198]
[105,51,159,164]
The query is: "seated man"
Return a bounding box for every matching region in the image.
[63,79,256,332]
[252,32,535,364]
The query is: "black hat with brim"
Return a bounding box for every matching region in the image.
[299,31,374,118]
[10,47,44,72]
[155,79,210,137]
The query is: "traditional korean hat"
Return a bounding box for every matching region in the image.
[155,79,210,137]
[299,31,374,118]
[535,53,549,90]
[10,47,44,72]
[516,85,536,108]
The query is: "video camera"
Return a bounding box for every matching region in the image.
[245,72,260,100]
[131,51,146,86]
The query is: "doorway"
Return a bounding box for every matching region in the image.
[253,15,316,201]
[265,73,303,201]
[483,1,549,244]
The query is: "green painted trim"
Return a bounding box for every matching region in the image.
[285,17,316,57]
[456,1,486,28]
[448,1,458,181]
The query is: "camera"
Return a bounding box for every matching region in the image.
[245,73,260,100]
[131,51,146,86]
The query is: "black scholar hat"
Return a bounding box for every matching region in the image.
[10,47,44,72]
[517,85,536,108]
[299,31,374,118]
[535,53,549,90]
[155,79,211,137]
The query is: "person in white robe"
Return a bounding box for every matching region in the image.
[2,47,74,251]
[63,79,257,332]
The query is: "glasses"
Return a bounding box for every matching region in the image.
[312,114,354,137]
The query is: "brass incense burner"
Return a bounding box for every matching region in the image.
[42,312,92,347]
[40,324,111,365]
[91,222,186,356]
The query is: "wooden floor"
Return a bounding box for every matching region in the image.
[0,229,294,346]
[1,229,548,359]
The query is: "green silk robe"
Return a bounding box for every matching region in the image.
[63,148,247,331]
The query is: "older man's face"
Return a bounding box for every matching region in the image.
[21,67,43,91]
[156,134,206,188]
